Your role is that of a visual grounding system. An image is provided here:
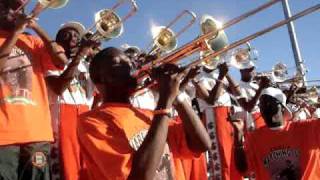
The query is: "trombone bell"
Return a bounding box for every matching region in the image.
[153,27,177,53]
[200,15,228,70]
[38,0,69,9]
[95,9,123,40]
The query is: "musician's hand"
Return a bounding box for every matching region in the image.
[26,18,39,30]
[79,33,101,58]
[185,65,201,82]
[155,64,187,107]
[218,62,228,79]
[258,76,271,89]
[14,14,32,33]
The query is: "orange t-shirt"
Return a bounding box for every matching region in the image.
[245,119,320,180]
[0,30,59,145]
[78,103,200,180]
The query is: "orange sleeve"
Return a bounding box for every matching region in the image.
[30,36,65,71]
[167,120,201,159]
[78,114,134,180]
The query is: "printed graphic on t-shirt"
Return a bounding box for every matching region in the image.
[0,46,35,105]
[129,130,174,180]
[263,147,301,180]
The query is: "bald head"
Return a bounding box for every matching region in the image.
[90,47,137,103]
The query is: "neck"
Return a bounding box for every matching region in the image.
[103,93,131,104]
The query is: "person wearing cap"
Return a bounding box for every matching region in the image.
[236,60,269,131]
[232,87,320,179]
[0,0,68,179]
[192,63,243,180]
[45,21,99,180]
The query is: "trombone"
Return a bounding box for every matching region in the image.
[134,0,283,76]
[187,4,319,69]
[147,10,196,56]
[13,0,69,18]
[85,0,138,42]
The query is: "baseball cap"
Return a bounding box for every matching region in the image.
[59,21,86,36]
[261,87,292,119]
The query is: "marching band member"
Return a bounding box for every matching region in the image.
[232,87,320,179]
[0,0,67,179]
[193,63,243,180]
[237,62,269,131]
[78,47,211,180]
[46,22,99,180]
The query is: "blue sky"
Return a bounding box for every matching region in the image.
[28,0,319,83]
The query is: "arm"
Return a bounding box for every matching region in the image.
[45,53,82,95]
[30,22,68,68]
[128,64,183,180]
[0,16,29,61]
[232,119,249,173]
[237,76,270,112]
[46,39,98,95]
[174,97,211,153]
[226,73,241,96]
[237,87,264,112]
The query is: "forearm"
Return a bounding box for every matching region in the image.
[46,57,80,95]
[226,74,241,96]
[0,31,20,61]
[174,99,211,152]
[233,132,248,173]
[207,76,224,104]
[128,98,171,180]
[32,26,67,67]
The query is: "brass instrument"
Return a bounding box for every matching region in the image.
[85,0,138,41]
[199,15,228,70]
[13,0,69,18]
[185,4,320,71]
[134,0,284,77]
[148,10,196,56]
[256,63,288,82]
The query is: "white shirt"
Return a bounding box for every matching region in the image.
[239,80,260,113]
[196,72,232,112]
[46,60,95,135]
[130,88,157,110]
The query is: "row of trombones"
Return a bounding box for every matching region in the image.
[13,0,138,42]
[13,0,320,90]
[133,0,319,91]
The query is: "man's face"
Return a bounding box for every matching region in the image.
[259,95,284,127]
[104,50,137,89]
[240,67,255,82]
[56,28,81,50]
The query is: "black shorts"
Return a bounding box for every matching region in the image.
[0,142,51,180]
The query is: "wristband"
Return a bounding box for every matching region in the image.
[153,108,172,116]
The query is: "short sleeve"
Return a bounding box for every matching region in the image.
[167,119,201,159]
[198,77,215,91]
[78,114,134,179]
[30,36,65,71]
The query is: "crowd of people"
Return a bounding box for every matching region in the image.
[0,0,320,180]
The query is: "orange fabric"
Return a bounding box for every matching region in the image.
[205,106,242,180]
[0,31,59,145]
[180,153,207,180]
[59,104,89,180]
[173,116,208,180]
[252,112,266,129]
[245,120,320,180]
[78,103,199,180]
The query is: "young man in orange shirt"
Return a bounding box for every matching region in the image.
[233,87,320,179]
[46,22,99,180]
[78,47,211,180]
[0,0,67,179]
